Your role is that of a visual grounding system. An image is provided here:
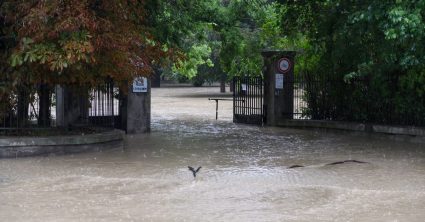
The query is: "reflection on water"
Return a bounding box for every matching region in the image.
[1,87,425,221]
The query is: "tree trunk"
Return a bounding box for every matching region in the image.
[119,88,128,131]
[230,79,234,92]
[17,87,29,127]
[38,84,51,127]
[151,66,161,88]
[57,86,89,127]
[220,73,226,93]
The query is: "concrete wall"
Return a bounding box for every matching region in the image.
[0,130,124,158]
[277,119,425,143]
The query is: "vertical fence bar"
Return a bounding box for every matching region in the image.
[246,76,248,119]
[232,77,235,123]
[256,77,258,117]
[110,81,114,127]
[237,76,239,119]
[98,86,102,125]
[295,76,298,119]
[244,76,247,117]
[255,77,257,117]
[235,77,239,123]
[248,77,250,119]
[102,85,105,118]
[257,77,263,121]
[234,77,237,122]
[253,77,255,118]
[261,77,264,122]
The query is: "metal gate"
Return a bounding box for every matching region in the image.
[87,80,124,130]
[233,76,265,125]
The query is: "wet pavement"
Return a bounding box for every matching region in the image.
[1,87,425,221]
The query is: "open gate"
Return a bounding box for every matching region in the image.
[233,76,265,125]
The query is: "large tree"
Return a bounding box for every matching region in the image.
[1,0,173,127]
[1,0,167,88]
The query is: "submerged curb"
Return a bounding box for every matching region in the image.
[277,120,425,142]
[0,129,125,158]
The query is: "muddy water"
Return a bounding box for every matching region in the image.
[1,87,425,221]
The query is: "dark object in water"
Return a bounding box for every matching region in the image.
[288,165,304,169]
[288,160,369,169]
[326,160,368,166]
[188,166,202,178]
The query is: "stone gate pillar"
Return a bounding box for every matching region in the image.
[262,50,296,126]
[125,77,151,134]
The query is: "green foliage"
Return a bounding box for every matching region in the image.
[173,44,214,79]
[145,0,220,81]
[2,0,166,89]
[10,31,94,71]
[216,1,281,78]
[280,0,425,124]
[396,69,425,121]
[148,0,284,81]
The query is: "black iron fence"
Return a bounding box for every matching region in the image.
[0,84,54,135]
[291,73,425,126]
[233,76,264,125]
[1,80,122,135]
[87,81,120,128]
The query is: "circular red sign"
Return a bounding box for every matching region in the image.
[277,58,291,73]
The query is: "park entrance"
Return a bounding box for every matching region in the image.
[232,51,296,127]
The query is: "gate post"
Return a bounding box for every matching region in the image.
[124,77,151,134]
[262,50,296,126]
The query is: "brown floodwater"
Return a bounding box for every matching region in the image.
[1,87,425,221]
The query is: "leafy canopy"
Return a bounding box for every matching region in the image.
[279,0,425,123]
[1,0,167,87]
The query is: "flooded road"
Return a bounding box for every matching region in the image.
[1,87,425,221]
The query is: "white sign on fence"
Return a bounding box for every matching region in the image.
[275,73,284,89]
[241,84,247,91]
[133,77,148,93]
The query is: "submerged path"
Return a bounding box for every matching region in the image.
[1,86,425,221]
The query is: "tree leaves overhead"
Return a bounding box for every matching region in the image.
[1,0,167,87]
[4,0,423,97]
[280,0,425,124]
[280,0,425,78]
[145,0,283,80]
[1,0,288,86]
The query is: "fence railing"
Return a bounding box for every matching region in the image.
[291,73,425,127]
[87,81,120,128]
[233,76,264,125]
[0,85,54,133]
[1,81,122,135]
